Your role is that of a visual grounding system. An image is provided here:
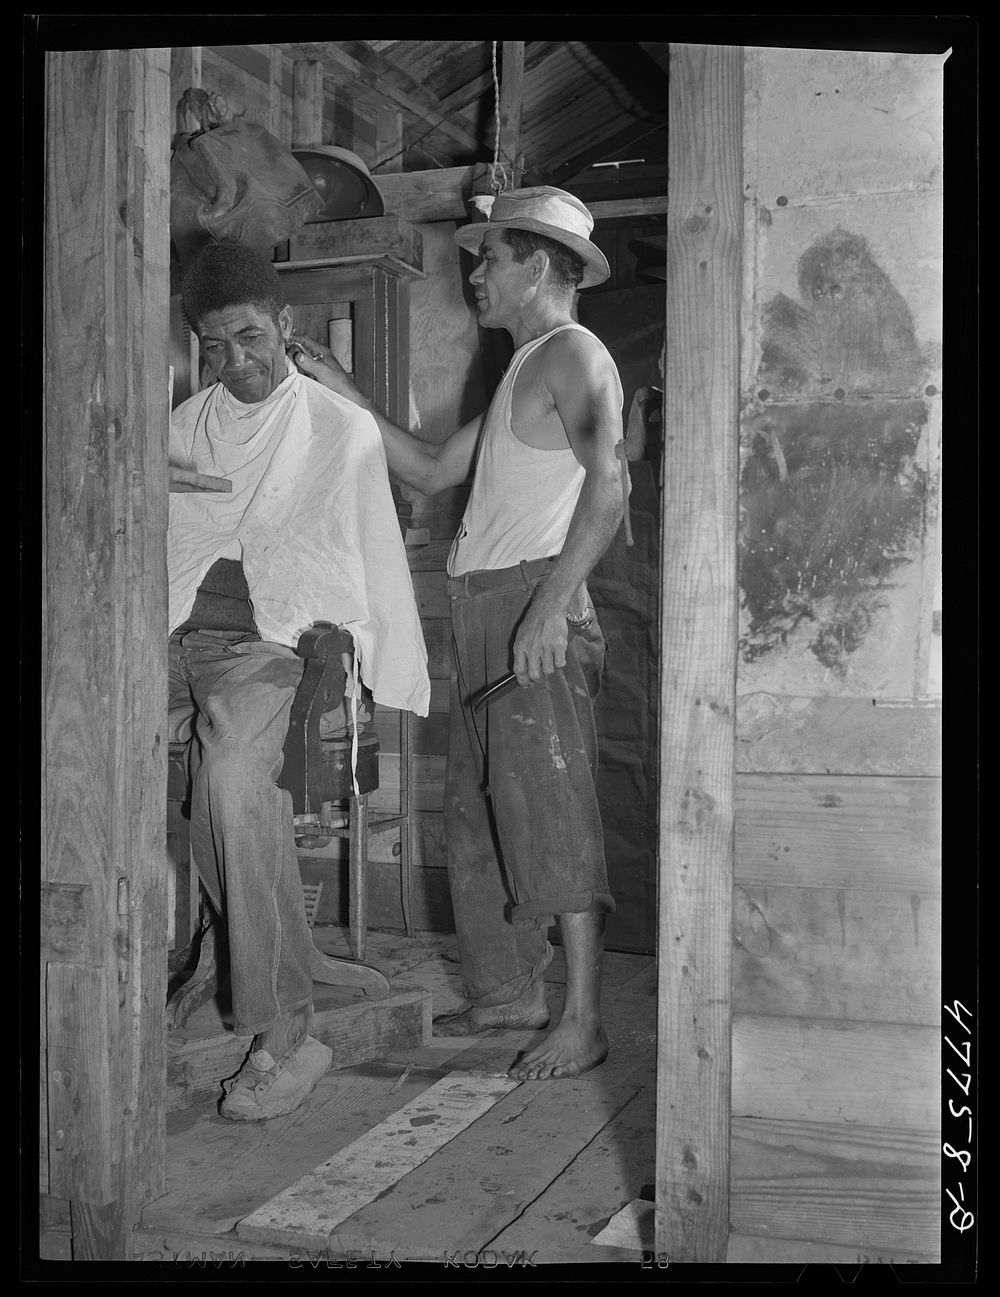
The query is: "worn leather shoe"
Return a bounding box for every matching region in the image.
[219,1034,332,1121]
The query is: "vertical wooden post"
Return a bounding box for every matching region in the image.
[655,43,742,1262]
[498,41,525,188]
[170,45,201,94]
[267,45,286,142]
[43,45,170,1258]
[293,58,326,149]
[375,109,404,173]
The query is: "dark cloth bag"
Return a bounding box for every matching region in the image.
[170,88,325,264]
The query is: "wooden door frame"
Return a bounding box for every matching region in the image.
[40,37,742,1263]
[42,47,172,1257]
[655,43,742,1262]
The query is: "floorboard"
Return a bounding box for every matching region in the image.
[145,937,658,1259]
[325,1050,655,1261]
[143,934,935,1267]
[144,1061,446,1235]
[488,1067,656,1263]
[237,1071,523,1250]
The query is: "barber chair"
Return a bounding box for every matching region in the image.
[166,621,412,1029]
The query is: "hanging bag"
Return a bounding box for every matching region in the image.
[170,88,325,264]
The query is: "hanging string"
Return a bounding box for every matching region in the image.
[488,40,509,196]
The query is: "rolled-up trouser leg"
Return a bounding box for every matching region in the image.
[444,570,614,1008]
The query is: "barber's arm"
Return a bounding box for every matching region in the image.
[289,336,481,495]
[512,335,625,687]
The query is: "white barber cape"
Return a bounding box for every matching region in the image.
[168,362,430,717]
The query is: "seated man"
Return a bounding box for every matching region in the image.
[167,242,428,1121]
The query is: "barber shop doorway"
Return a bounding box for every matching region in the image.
[39,36,744,1266]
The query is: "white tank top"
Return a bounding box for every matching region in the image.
[448,323,623,576]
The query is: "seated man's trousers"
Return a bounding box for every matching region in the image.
[168,629,314,1037]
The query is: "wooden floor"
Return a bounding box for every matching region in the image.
[134,927,939,1268]
[136,928,659,1265]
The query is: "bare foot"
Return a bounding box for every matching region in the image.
[507,1012,609,1080]
[433,980,550,1036]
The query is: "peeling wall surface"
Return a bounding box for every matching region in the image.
[731,51,946,1261]
[739,47,944,702]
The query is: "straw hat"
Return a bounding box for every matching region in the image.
[454,186,610,289]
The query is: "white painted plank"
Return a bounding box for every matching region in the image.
[591,1198,655,1251]
[236,1071,520,1249]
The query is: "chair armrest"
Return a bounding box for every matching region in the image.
[294,620,354,662]
[281,622,355,815]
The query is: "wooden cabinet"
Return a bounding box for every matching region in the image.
[276,262,410,429]
[169,214,423,423]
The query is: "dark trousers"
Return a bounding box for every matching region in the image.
[444,561,615,1008]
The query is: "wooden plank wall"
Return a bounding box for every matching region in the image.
[728,45,946,1263]
[43,47,171,1258]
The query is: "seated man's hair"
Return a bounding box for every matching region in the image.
[501,228,586,292]
[180,242,286,332]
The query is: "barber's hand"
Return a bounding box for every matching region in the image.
[512,604,569,686]
[288,335,366,406]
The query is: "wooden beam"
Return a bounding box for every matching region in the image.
[293,41,482,155]
[655,43,743,1263]
[274,264,376,308]
[375,108,403,172]
[292,57,325,149]
[117,43,172,1221]
[287,214,423,278]
[341,39,484,146]
[438,67,496,117]
[267,44,284,140]
[498,41,525,187]
[438,40,563,118]
[170,46,201,98]
[589,195,667,222]
[376,165,475,221]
